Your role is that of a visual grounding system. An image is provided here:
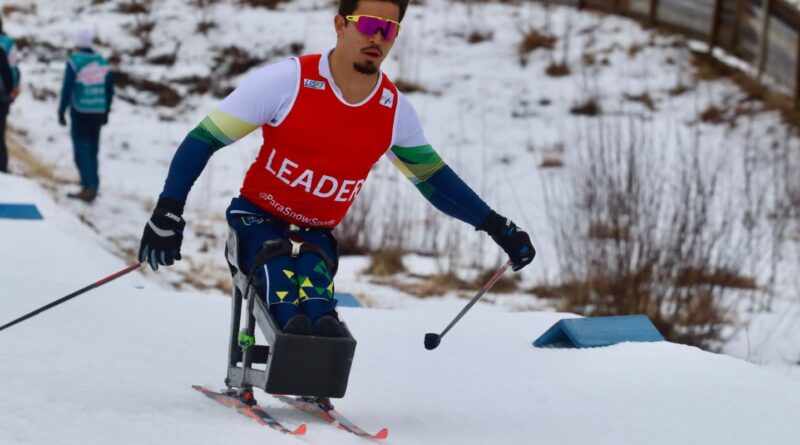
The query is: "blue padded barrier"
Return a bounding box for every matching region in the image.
[533,315,664,348]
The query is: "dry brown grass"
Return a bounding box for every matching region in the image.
[6,130,65,185]
[418,272,471,297]
[667,83,691,96]
[539,156,564,168]
[588,222,630,241]
[673,267,757,290]
[474,268,519,293]
[627,42,645,58]
[688,50,800,129]
[624,92,656,111]
[363,248,406,276]
[690,50,737,81]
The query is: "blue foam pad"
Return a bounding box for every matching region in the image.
[0,203,43,220]
[533,315,664,348]
[334,292,362,308]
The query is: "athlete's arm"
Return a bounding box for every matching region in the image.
[0,49,12,100]
[58,63,75,118]
[388,94,536,271]
[387,94,491,228]
[160,58,299,203]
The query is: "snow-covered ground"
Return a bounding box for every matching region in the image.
[2,173,800,444]
[2,0,799,383]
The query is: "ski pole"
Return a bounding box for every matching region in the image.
[424,261,512,350]
[0,262,142,333]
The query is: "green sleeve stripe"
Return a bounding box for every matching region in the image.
[415,181,436,198]
[188,121,228,151]
[187,111,260,151]
[389,144,446,183]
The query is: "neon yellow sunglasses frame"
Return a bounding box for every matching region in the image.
[345,14,402,37]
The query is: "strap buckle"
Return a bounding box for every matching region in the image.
[289,237,304,257]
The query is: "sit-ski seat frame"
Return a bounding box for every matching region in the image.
[223,225,357,398]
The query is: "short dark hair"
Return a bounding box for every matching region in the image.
[338,0,410,22]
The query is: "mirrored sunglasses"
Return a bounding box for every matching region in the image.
[345,15,401,41]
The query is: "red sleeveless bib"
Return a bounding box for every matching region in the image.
[240,54,398,228]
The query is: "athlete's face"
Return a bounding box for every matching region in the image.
[334,1,400,75]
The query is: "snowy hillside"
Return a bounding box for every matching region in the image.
[2,174,800,445]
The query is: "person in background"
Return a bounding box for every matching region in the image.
[58,28,114,203]
[0,16,21,173]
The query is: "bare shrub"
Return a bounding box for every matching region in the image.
[570,98,601,116]
[518,29,556,66]
[114,70,182,107]
[2,4,37,15]
[394,78,428,94]
[545,61,570,77]
[519,30,556,54]
[214,46,262,76]
[147,43,180,66]
[668,83,691,96]
[189,0,219,34]
[700,104,725,124]
[467,30,493,44]
[120,0,157,56]
[239,0,291,9]
[544,118,756,349]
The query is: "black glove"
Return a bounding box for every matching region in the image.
[479,210,535,271]
[58,112,67,127]
[138,197,186,271]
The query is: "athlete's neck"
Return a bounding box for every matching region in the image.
[328,49,379,104]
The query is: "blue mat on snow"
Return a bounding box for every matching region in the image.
[533,315,664,348]
[334,292,361,308]
[0,203,43,220]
